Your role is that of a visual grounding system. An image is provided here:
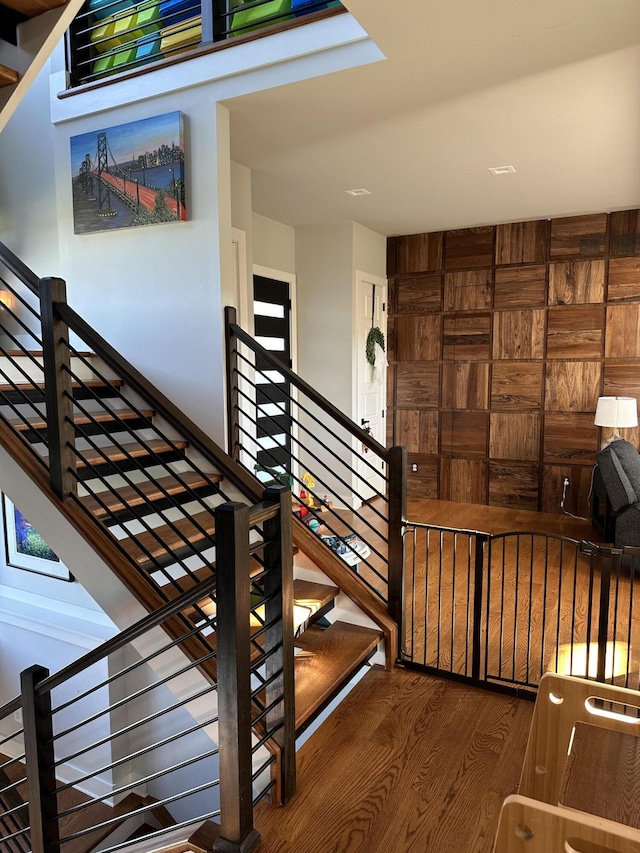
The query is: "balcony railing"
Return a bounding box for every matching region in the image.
[65,0,343,88]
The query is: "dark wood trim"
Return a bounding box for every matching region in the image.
[292,518,397,669]
[225,306,241,463]
[213,502,261,853]
[387,445,406,629]
[39,277,77,500]
[21,665,59,853]
[262,486,296,805]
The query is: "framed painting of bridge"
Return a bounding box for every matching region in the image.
[2,495,71,580]
[70,111,186,235]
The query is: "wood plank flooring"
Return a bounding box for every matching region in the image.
[255,665,533,853]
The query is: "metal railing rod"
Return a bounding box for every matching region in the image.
[0,243,39,294]
[236,424,389,578]
[52,651,217,762]
[234,349,390,491]
[230,322,389,459]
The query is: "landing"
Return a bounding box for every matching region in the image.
[255,666,533,852]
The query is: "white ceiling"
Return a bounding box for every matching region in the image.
[225,0,640,236]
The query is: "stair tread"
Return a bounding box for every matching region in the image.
[119,508,216,567]
[0,64,19,87]
[73,438,188,470]
[293,579,338,610]
[9,407,154,432]
[83,471,223,520]
[294,620,381,731]
[1,0,67,17]
[0,378,123,393]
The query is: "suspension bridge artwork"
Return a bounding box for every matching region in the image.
[70,111,186,234]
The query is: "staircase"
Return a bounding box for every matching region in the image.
[0,241,403,850]
[0,0,86,133]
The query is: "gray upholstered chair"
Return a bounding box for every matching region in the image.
[595,438,640,547]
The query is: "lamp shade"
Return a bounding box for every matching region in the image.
[594,396,638,429]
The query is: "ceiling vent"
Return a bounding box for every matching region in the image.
[488,165,517,175]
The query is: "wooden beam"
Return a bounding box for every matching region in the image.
[0,64,19,87]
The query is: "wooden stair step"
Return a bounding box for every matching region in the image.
[293,620,381,732]
[119,508,217,571]
[0,64,19,87]
[0,378,123,404]
[82,471,223,521]
[1,0,67,17]
[68,438,188,480]
[7,409,155,434]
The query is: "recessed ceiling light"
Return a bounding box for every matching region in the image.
[345,188,372,196]
[488,165,517,175]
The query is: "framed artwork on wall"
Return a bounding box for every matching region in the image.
[70,110,186,235]
[2,495,71,581]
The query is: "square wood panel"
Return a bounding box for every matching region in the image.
[543,413,598,464]
[443,270,493,312]
[541,465,593,517]
[492,309,545,359]
[546,305,604,359]
[442,362,489,409]
[394,232,444,274]
[544,362,602,412]
[396,363,439,408]
[494,265,547,308]
[444,227,494,270]
[548,260,605,305]
[603,362,640,399]
[407,455,439,499]
[419,411,439,454]
[607,258,640,302]
[609,209,640,257]
[495,219,548,265]
[395,410,420,452]
[396,273,443,314]
[489,462,539,510]
[491,362,544,410]
[396,315,441,361]
[605,305,640,358]
[442,314,491,361]
[396,362,440,409]
[440,458,487,503]
[489,413,540,461]
[550,213,607,259]
[440,411,488,457]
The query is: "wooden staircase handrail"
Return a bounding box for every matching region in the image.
[55,301,263,504]
[0,241,39,294]
[227,310,390,460]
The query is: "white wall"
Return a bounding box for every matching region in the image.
[252,212,296,274]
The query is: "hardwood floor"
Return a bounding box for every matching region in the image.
[255,665,533,853]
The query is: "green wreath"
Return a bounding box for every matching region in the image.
[366,326,385,365]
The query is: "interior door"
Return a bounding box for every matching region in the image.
[356,272,387,503]
[253,274,292,482]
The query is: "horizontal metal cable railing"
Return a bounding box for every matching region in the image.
[225,307,406,620]
[66,0,343,88]
[402,522,640,695]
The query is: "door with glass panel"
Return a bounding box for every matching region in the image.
[253,275,292,483]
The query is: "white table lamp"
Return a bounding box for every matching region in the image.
[594,396,638,447]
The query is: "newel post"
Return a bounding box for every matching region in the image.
[39,277,77,500]
[262,485,296,804]
[387,445,407,633]
[21,665,59,853]
[225,306,241,464]
[214,501,261,853]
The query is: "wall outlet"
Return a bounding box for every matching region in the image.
[13,709,22,724]
[411,463,418,472]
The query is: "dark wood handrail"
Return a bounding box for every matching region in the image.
[226,309,390,461]
[56,301,264,503]
[0,241,40,295]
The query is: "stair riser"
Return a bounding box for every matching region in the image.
[0,383,120,405]
[77,448,186,481]
[19,416,153,445]
[94,484,222,525]
[0,354,116,384]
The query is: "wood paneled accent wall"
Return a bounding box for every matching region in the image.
[387,210,640,515]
